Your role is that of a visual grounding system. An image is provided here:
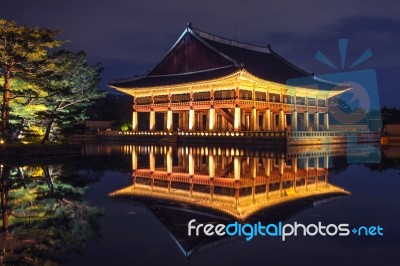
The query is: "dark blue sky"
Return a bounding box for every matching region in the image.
[2,0,399,107]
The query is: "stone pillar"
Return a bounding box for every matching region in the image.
[166,109,173,132]
[324,113,329,131]
[263,109,271,131]
[278,109,285,131]
[250,107,258,131]
[314,112,319,131]
[291,110,297,131]
[303,111,309,131]
[149,110,156,131]
[188,108,195,131]
[208,107,216,131]
[132,111,138,131]
[234,106,241,132]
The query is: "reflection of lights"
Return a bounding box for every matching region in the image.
[0,139,4,144]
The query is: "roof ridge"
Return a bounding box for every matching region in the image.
[148,65,235,78]
[192,27,270,54]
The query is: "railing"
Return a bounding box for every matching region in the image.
[135,99,329,113]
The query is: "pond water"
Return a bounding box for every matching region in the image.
[1,143,399,266]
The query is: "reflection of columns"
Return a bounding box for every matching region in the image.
[264,109,271,131]
[149,110,156,131]
[166,109,173,132]
[250,157,257,178]
[188,108,195,131]
[324,113,329,130]
[188,151,194,176]
[149,150,155,172]
[234,157,241,181]
[208,107,216,131]
[234,106,241,132]
[291,158,298,173]
[303,111,309,131]
[305,158,309,188]
[278,158,285,176]
[132,111,138,131]
[278,110,285,131]
[250,107,257,131]
[208,154,215,178]
[131,149,137,171]
[264,158,271,177]
[167,148,172,174]
[291,110,297,131]
[314,112,319,131]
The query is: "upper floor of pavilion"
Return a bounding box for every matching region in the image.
[109,23,347,101]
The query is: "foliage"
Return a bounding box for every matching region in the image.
[0,164,103,265]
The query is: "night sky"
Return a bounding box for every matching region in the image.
[2,0,400,107]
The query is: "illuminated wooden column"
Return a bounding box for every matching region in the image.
[323,156,329,169]
[291,110,298,131]
[163,112,167,130]
[234,106,241,132]
[250,107,258,131]
[178,113,183,130]
[208,107,216,131]
[234,156,241,180]
[314,112,319,131]
[263,109,271,131]
[303,111,309,131]
[278,109,285,131]
[324,113,329,130]
[132,110,138,131]
[188,108,195,131]
[221,115,226,131]
[149,110,156,131]
[183,111,188,131]
[166,108,173,132]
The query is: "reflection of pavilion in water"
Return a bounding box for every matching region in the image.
[110,145,349,258]
[110,145,349,220]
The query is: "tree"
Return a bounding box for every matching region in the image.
[0,19,62,139]
[36,50,104,143]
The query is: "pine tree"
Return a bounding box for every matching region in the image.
[0,19,62,139]
[36,50,104,143]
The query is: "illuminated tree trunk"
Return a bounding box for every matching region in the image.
[42,121,54,143]
[1,72,11,139]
